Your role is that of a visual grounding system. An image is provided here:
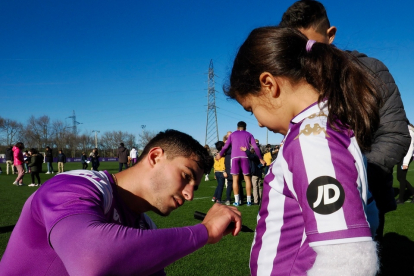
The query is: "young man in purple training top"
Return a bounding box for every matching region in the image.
[216,121,265,206]
[0,129,242,276]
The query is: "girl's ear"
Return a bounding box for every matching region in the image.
[259,72,280,98]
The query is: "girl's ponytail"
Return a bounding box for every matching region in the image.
[302,42,382,151]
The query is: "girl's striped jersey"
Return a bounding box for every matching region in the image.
[250,102,372,276]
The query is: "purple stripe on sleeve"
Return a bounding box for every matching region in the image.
[283,123,319,233]
[270,180,311,275]
[250,168,275,275]
[307,227,372,243]
[326,125,370,234]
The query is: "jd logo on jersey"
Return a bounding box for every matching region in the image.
[306,176,345,215]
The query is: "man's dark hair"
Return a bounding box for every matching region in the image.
[137,129,213,174]
[279,0,330,34]
[120,143,124,147]
[215,141,225,152]
[237,121,247,129]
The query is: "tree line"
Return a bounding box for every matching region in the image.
[0,115,157,158]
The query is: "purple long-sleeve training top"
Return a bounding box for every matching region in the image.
[0,170,208,275]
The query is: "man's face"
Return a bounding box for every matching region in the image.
[149,154,204,216]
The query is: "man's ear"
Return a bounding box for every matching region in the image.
[147,147,164,167]
[259,72,280,99]
[327,26,337,44]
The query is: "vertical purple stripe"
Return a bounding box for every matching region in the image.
[270,180,310,275]
[250,166,275,276]
[326,125,369,229]
[284,123,319,234]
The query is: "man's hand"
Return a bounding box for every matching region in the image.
[240,146,247,152]
[402,165,408,170]
[202,203,242,244]
[259,159,266,165]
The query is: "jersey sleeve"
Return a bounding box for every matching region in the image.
[50,214,208,275]
[31,175,208,275]
[284,121,372,247]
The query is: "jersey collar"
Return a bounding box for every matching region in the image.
[291,101,327,124]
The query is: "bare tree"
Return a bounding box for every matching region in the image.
[25,115,51,149]
[124,133,136,150]
[99,130,137,157]
[78,133,94,154]
[50,120,71,151]
[101,131,117,156]
[138,130,157,149]
[0,117,23,146]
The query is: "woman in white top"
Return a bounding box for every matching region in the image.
[396,122,414,204]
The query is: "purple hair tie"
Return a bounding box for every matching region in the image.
[306,39,316,52]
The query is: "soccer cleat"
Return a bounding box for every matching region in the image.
[45,172,50,174]
[28,184,36,187]
[18,183,23,186]
[225,200,230,206]
[246,202,252,206]
[211,197,216,202]
[233,202,239,207]
[12,182,18,185]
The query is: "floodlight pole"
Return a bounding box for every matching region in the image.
[92,130,100,148]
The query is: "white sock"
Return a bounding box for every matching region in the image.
[234,194,240,204]
[247,196,251,203]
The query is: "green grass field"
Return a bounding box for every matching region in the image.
[1,162,414,275]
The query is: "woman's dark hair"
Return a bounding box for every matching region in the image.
[224,26,382,151]
[30,148,38,154]
[15,142,24,149]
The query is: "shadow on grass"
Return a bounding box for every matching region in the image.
[378,232,414,276]
[0,225,15,234]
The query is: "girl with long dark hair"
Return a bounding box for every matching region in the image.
[225,26,381,275]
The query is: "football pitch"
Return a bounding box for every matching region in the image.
[1,162,413,275]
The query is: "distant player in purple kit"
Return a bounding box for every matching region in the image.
[225,27,381,275]
[216,121,265,206]
[0,129,242,276]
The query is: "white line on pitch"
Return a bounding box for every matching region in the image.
[193,197,211,200]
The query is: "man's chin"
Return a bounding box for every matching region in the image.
[153,208,172,217]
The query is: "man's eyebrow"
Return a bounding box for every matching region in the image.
[186,166,196,180]
[186,166,200,190]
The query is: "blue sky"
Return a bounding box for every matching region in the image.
[1,0,414,147]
